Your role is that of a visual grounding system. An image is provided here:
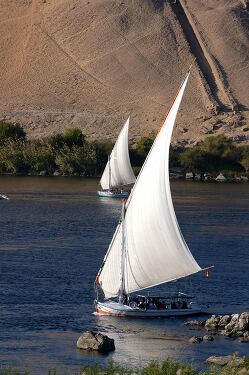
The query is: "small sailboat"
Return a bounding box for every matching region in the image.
[94,71,211,317]
[0,193,9,200]
[97,117,136,198]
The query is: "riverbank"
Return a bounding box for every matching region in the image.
[2,356,249,375]
[1,121,249,178]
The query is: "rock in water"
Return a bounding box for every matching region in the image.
[218,315,231,328]
[203,335,214,342]
[77,331,115,353]
[205,315,221,331]
[189,336,203,344]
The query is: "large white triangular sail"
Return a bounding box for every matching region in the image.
[100,118,136,190]
[98,73,202,299]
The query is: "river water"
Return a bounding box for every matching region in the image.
[0,176,248,374]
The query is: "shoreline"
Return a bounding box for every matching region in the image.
[0,173,248,183]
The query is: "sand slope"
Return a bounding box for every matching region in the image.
[0,0,248,144]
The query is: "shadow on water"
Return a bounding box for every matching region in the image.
[0,176,249,374]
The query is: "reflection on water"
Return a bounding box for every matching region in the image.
[0,176,249,374]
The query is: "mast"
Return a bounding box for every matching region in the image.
[118,200,126,304]
[108,155,111,191]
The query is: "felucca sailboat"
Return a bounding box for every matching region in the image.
[0,194,9,200]
[97,117,136,198]
[95,72,210,317]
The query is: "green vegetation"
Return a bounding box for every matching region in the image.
[0,121,249,177]
[179,134,245,177]
[0,122,99,176]
[1,357,249,375]
[0,121,26,145]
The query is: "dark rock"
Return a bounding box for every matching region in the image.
[203,335,214,342]
[189,336,203,344]
[179,127,188,133]
[201,127,213,135]
[177,139,188,146]
[77,331,115,353]
[234,330,244,337]
[213,123,223,130]
[240,337,249,343]
[230,135,247,143]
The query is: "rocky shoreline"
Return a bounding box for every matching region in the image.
[185,312,249,344]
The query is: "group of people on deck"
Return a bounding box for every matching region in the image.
[124,295,188,310]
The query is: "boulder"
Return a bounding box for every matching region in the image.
[224,313,249,335]
[189,336,203,344]
[205,315,221,330]
[205,355,232,366]
[237,312,249,331]
[77,331,115,353]
[225,313,239,331]
[218,315,231,327]
[203,335,214,342]
[206,353,245,367]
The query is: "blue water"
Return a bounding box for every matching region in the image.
[0,176,249,374]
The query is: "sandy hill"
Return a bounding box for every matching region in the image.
[0,0,248,145]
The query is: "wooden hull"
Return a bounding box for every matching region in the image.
[97,190,128,199]
[95,301,204,317]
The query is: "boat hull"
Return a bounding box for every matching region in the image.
[0,194,9,200]
[97,190,129,199]
[95,301,204,317]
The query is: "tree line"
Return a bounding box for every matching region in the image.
[0,120,249,176]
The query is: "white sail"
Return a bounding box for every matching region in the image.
[100,118,136,190]
[98,73,202,299]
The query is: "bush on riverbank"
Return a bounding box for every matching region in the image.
[1,357,249,375]
[0,121,249,177]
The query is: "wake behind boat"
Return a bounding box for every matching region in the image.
[94,71,212,317]
[97,117,136,198]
